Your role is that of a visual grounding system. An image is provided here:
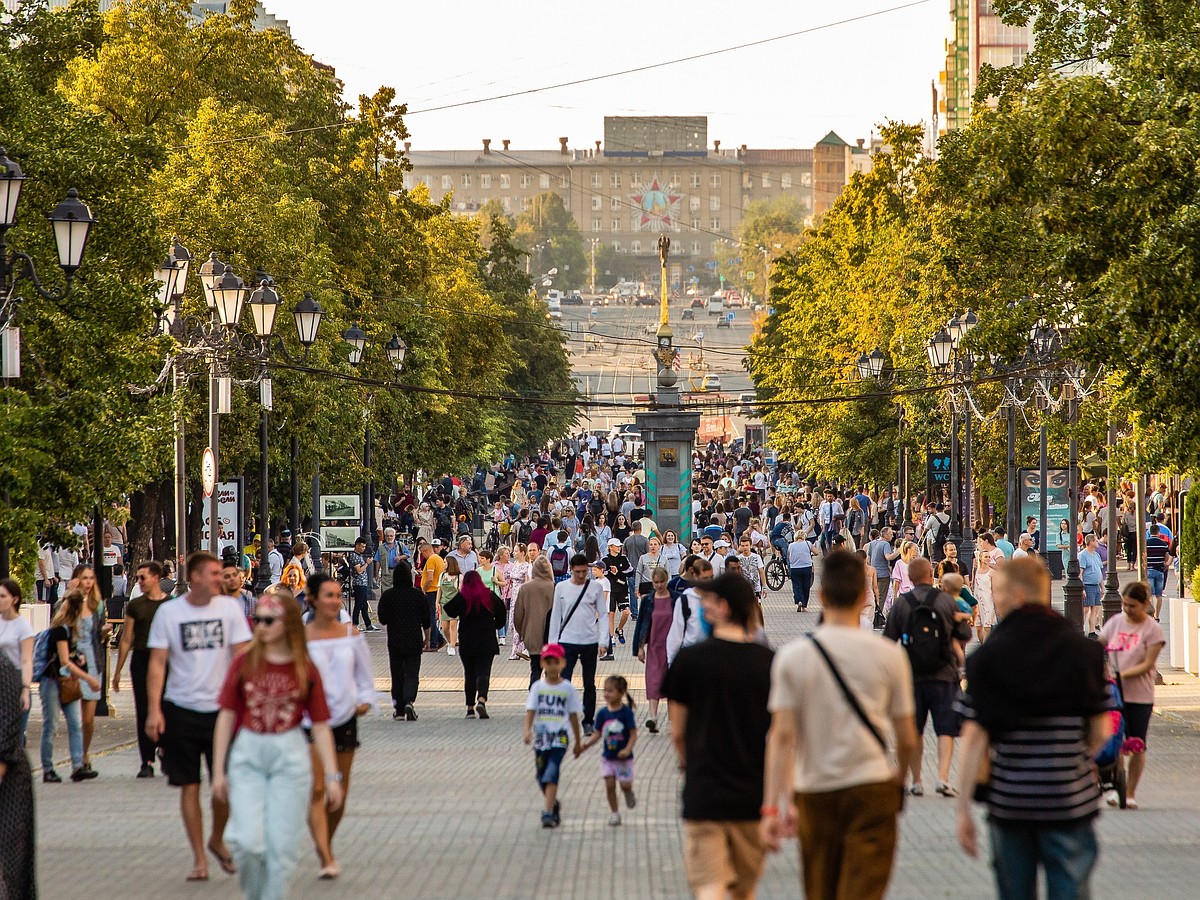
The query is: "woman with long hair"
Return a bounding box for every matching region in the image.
[594,511,612,548]
[302,575,375,879]
[213,591,341,898]
[659,530,684,578]
[0,579,34,738]
[441,571,506,719]
[39,589,98,782]
[439,557,463,656]
[612,513,631,543]
[632,567,673,734]
[69,563,109,775]
[505,545,532,660]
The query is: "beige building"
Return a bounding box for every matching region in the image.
[404,116,872,270]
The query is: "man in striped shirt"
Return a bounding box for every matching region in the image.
[953,556,1112,899]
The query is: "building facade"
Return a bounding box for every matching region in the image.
[938,0,1033,133]
[4,1,291,34]
[404,116,872,269]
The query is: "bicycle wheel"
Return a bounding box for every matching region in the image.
[766,558,786,591]
[486,526,500,553]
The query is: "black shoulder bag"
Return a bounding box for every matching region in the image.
[806,634,888,753]
[545,582,591,646]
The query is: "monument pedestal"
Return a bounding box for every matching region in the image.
[636,387,701,544]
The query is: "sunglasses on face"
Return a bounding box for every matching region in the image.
[253,616,279,627]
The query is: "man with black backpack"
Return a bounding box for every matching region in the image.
[547,554,608,736]
[883,557,972,799]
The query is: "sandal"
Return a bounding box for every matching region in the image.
[319,862,341,879]
[186,868,209,882]
[207,842,237,875]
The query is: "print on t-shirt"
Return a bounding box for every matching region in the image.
[526,679,582,751]
[181,619,226,651]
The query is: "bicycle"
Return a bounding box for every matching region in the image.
[765,555,787,591]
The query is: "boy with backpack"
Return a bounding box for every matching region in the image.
[548,531,573,584]
[882,557,972,798]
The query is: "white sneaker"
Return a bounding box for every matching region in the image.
[447,647,457,656]
[1104,789,1119,807]
[607,812,622,827]
[499,637,506,646]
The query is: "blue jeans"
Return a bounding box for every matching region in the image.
[989,819,1098,900]
[1147,568,1166,598]
[789,567,813,608]
[40,677,83,773]
[627,576,639,617]
[226,728,311,900]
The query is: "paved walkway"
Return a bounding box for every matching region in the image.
[32,567,1200,898]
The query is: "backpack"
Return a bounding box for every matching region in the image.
[33,628,53,681]
[517,521,533,545]
[549,544,570,578]
[901,591,952,676]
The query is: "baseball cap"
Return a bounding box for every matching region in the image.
[714,539,731,548]
[541,643,565,660]
[252,533,261,541]
[281,529,291,537]
[607,538,622,547]
[431,538,443,547]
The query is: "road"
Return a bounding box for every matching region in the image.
[32,567,1200,899]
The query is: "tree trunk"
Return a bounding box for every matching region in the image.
[127,481,160,572]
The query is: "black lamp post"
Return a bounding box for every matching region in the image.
[928,313,978,568]
[1062,380,1085,630]
[0,148,96,578]
[248,275,281,594]
[1102,419,1122,620]
[857,347,904,521]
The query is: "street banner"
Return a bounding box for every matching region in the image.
[201,478,243,554]
[1018,468,1070,535]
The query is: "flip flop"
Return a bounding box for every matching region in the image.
[186,868,208,882]
[207,843,237,875]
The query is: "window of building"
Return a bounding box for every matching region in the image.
[670,172,681,188]
[691,241,701,254]
[591,195,602,211]
[421,175,432,187]
[743,173,753,189]
[612,241,622,252]
[690,218,700,230]
[781,173,792,189]
[502,197,511,212]
[690,172,701,188]
[561,175,569,188]
[521,173,532,188]
[710,218,721,231]
[611,173,621,188]
[611,219,621,231]
[802,172,812,187]
[710,173,721,187]
[709,196,720,211]
[611,197,621,210]
[520,197,531,211]
[500,174,510,189]
[631,240,642,254]
[591,217,601,231]
[441,175,452,190]
[461,174,472,188]
[689,196,701,212]
[403,173,414,190]
[761,173,770,188]
[539,173,550,189]
[591,173,602,188]
[480,174,491,189]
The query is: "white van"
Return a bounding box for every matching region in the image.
[706,295,724,316]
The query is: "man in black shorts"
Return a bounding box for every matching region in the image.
[883,557,972,799]
[146,551,252,881]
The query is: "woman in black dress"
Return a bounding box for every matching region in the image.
[0,651,34,897]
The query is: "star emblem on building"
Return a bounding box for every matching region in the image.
[631,178,681,230]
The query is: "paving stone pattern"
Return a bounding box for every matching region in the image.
[33,564,1200,898]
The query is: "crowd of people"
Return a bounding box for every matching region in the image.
[4,438,1180,898]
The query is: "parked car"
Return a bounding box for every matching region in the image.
[563,290,585,305]
[702,374,722,391]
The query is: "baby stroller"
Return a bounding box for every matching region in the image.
[1095,660,1128,809]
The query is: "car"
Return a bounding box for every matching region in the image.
[739,392,759,416]
[563,291,585,305]
[690,296,706,309]
[546,297,562,319]
[589,295,610,306]
[681,308,695,320]
[635,294,657,307]
[706,296,724,315]
[702,374,722,391]
[716,313,732,328]
[643,322,658,334]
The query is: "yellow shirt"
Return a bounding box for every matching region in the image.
[421,553,446,592]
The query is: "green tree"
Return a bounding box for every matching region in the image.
[514,192,587,290]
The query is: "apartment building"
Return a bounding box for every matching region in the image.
[404,116,870,265]
[938,0,1033,132]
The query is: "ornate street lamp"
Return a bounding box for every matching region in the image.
[293,292,323,348]
[210,264,246,328]
[247,277,280,339]
[385,333,407,372]
[198,251,224,310]
[342,322,367,366]
[927,329,953,370]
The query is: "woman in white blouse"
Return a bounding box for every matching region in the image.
[658,530,684,578]
[0,579,34,736]
[302,574,376,880]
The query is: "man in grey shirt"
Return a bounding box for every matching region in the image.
[622,520,649,618]
[866,528,899,617]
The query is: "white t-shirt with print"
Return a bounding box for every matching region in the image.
[526,677,583,751]
[769,625,914,793]
[147,594,252,712]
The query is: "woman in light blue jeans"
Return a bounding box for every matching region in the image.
[39,589,98,783]
[213,591,341,899]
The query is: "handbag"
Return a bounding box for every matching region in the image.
[58,668,83,705]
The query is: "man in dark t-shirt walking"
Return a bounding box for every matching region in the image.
[663,573,774,900]
[112,560,170,778]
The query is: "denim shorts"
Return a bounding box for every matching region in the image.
[535,747,567,786]
[1083,584,1102,607]
[1147,568,1166,597]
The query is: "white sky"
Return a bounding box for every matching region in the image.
[271,0,948,151]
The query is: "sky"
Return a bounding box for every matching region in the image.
[271,0,949,152]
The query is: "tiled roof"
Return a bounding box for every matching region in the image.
[816,131,849,147]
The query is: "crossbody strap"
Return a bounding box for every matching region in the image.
[558,583,591,634]
[806,634,888,755]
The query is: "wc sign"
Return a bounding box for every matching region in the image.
[927,451,952,485]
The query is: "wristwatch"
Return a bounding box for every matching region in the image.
[325,772,343,783]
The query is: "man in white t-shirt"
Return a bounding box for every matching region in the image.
[760,549,918,898]
[547,554,608,735]
[145,551,252,882]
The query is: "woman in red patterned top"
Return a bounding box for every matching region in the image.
[212,592,342,898]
